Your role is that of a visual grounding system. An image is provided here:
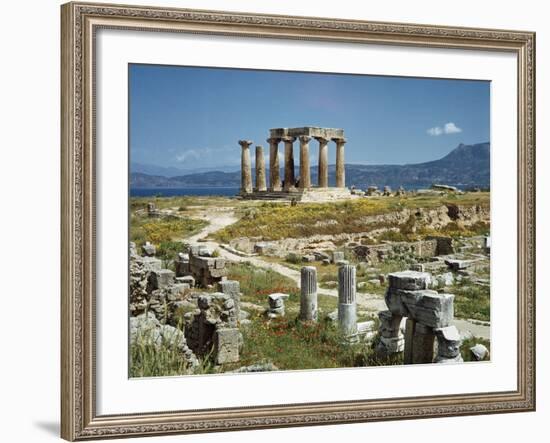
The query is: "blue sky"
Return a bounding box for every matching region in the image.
[129,64,490,170]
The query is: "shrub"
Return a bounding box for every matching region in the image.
[130,216,207,248]
[285,253,301,264]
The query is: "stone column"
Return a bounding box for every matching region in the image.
[299,135,312,189]
[378,310,405,355]
[255,145,267,192]
[334,137,346,188]
[316,137,329,188]
[218,280,241,322]
[404,318,416,364]
[282,136,296,191]
[300,266,318,321]
[338,264,357,339]
[267,138,281,191]
[238,140,253,194]
[411,323,435,364]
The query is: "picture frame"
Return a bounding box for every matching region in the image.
[61,1,536,440]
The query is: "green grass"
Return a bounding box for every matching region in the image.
[451,278,491,322]
[130,340,191,377]
[130,214,207,249]
[227,261,299,302]
[232,316,402,371]
[226,262,338,314]
[130,195,238,211]
[214,193,490,242]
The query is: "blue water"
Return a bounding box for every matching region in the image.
[130,187,240,197]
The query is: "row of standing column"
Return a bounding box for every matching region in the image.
[239,136,346,194]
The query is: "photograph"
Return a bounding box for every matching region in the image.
[128,64,492,377]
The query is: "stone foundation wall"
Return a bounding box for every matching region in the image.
[227,204,487,256]
[184,293,242,364]
[354,239,439,264]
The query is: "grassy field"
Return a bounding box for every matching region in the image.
[214,193,490,242]
[233,316,402,371]
[130,214,207,263]
[224,262,398,370]
[226,262,338,314]
[130,195,242,212]
[451,278,491,322]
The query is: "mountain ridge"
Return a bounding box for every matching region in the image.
[130,142,490,190]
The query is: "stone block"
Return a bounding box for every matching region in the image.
[332,251,345,263]
[388,289,454,328]
[175,260,190,277]
[470,343,489,361]
[214,328,242,364]
[407,291,454,328]
[357,320,376,334]
[268,293,289,309]
[378,310,403,339]
[141,256,162,272]
[434,325,462,358]
[388,270,432,290]
[189,244,201,256]
[208,268,228,278]
[149,269,175,290]
[302,254,316,262]
[167,283,190,301]
[384,288,408,317]
[410,263,425,272]
[378,336,405,353]
[313,251,330,261]
[198,246,213,257]
[432,272,454,288]
[445,259,471,271]
[176,275,195,287]
[325,310,338,323]
[142,241,156,257]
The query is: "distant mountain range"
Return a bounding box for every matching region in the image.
[130,142,490,190]
[130,162,239,177]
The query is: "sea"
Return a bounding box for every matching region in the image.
[130,183,478,198]
[130,187,240,197]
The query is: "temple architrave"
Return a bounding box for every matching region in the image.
[238,127,352,202]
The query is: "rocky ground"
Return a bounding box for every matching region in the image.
[173,203,490,339]
[129,194,491,376]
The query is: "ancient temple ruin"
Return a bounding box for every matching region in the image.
[239,127,352,202]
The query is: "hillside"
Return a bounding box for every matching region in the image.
[130,142,490,190]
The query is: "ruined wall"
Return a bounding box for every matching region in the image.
[228,204,488,256]
[353,239,439,264]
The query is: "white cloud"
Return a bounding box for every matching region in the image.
[175,146,230,163]
[444,122,462,134]
[427,122,462,136]
[175,149,201,163]
[427,126,443,136]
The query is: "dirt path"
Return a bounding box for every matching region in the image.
[181,208,489,339]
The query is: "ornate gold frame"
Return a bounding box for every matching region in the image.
[61,2,536,440]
